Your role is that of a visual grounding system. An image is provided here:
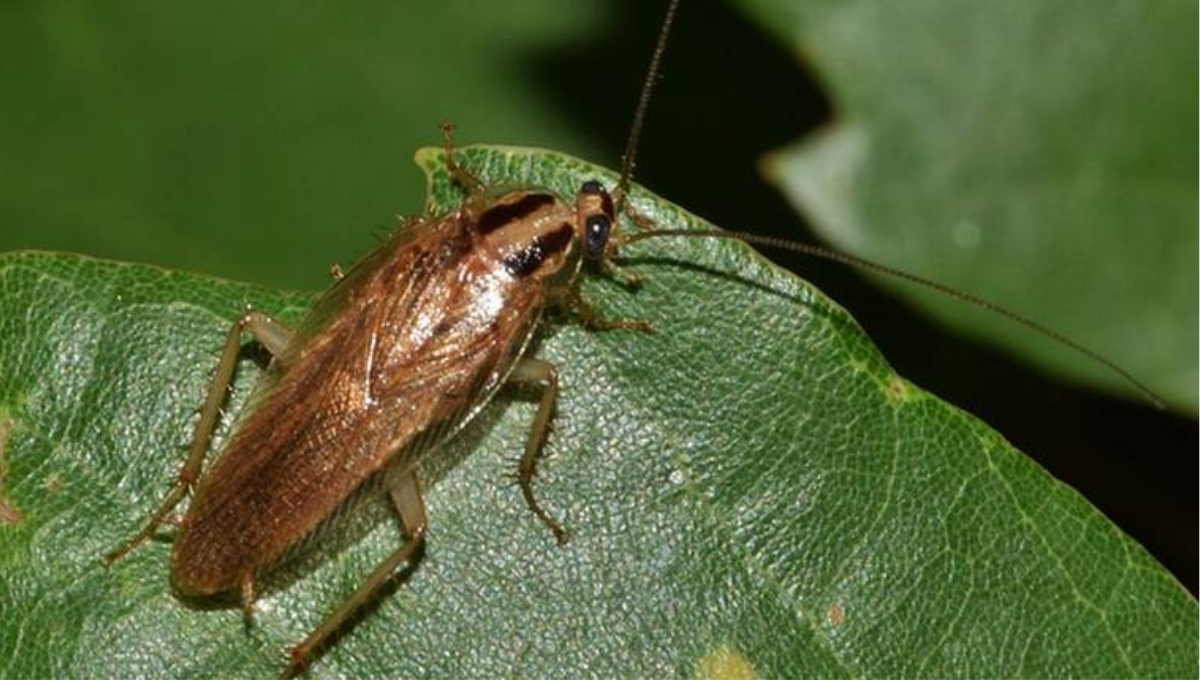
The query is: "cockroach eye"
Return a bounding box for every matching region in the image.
[580,179,604,195]
[585,214,612,257]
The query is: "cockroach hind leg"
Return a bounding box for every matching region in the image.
[283,470,427,678]
[104,311,294,566]
[439,122,485,195]
[240,573,258,625]
[508,358,569,546]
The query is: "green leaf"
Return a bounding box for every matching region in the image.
[736,0,1197,410]
[0,0,612,292]
[1,147,1195,679]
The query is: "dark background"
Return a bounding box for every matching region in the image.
[1,0,1194,593]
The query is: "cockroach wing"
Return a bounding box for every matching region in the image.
[172,211,545,596]
[235,218,433,415]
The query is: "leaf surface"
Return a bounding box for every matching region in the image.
[0,147,1194,679]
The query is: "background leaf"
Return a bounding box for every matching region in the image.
[0,0,610,290]
[0,147,1195,678]
[735,0,1198,409]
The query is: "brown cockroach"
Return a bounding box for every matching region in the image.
[102,0,1163,675]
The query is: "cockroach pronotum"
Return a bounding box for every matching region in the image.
[102,0,1163,675]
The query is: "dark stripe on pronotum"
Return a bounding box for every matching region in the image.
[503,224,573,278]
[541,222,573,254]
[477,193,555,235]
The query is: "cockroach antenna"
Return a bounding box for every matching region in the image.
[607,3,1164,411]
[616,227,1168,410]
[614,0,682,216]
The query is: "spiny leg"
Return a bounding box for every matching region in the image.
[245,311,293,358]
[103,311,293,564]
[563,289,653,334]
[606,196,659,270]
[439,122,485,195]
[508,358,569,546]
[240,573,257,627]
[285,469,427,678]
[598,258,643,290]
[600,198,661,289]
[619,197,659,232]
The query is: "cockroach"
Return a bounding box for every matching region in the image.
[102,0,1163,676]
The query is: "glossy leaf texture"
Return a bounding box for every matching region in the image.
[735,0,1197,410]
[0,147,1195,679]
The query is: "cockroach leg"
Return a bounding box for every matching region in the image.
[508,358,568,546]
[285,469,427,678]
[620,200,659,232]
[439,122,485,195]
[240,573,257,622]
[104,311,294,565]
[598,258,643,291]
[606,200,659,263]
[565,289,652,334]
[244,311,293,359]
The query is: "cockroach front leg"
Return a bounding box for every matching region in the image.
[605,198,658,279]
[507,358,570,546]
[285,468,427,678]
[621,200,659,232]
[103,311,293,565]
[598,258,643,290]
[562,289,653,334]
[440,122,485,195]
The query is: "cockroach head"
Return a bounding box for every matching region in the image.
[577,179,615,260]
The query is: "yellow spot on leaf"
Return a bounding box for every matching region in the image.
[0,415,21,526]
[885,374,912,402]
[695,645,756,680]
[827,603,845,626]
